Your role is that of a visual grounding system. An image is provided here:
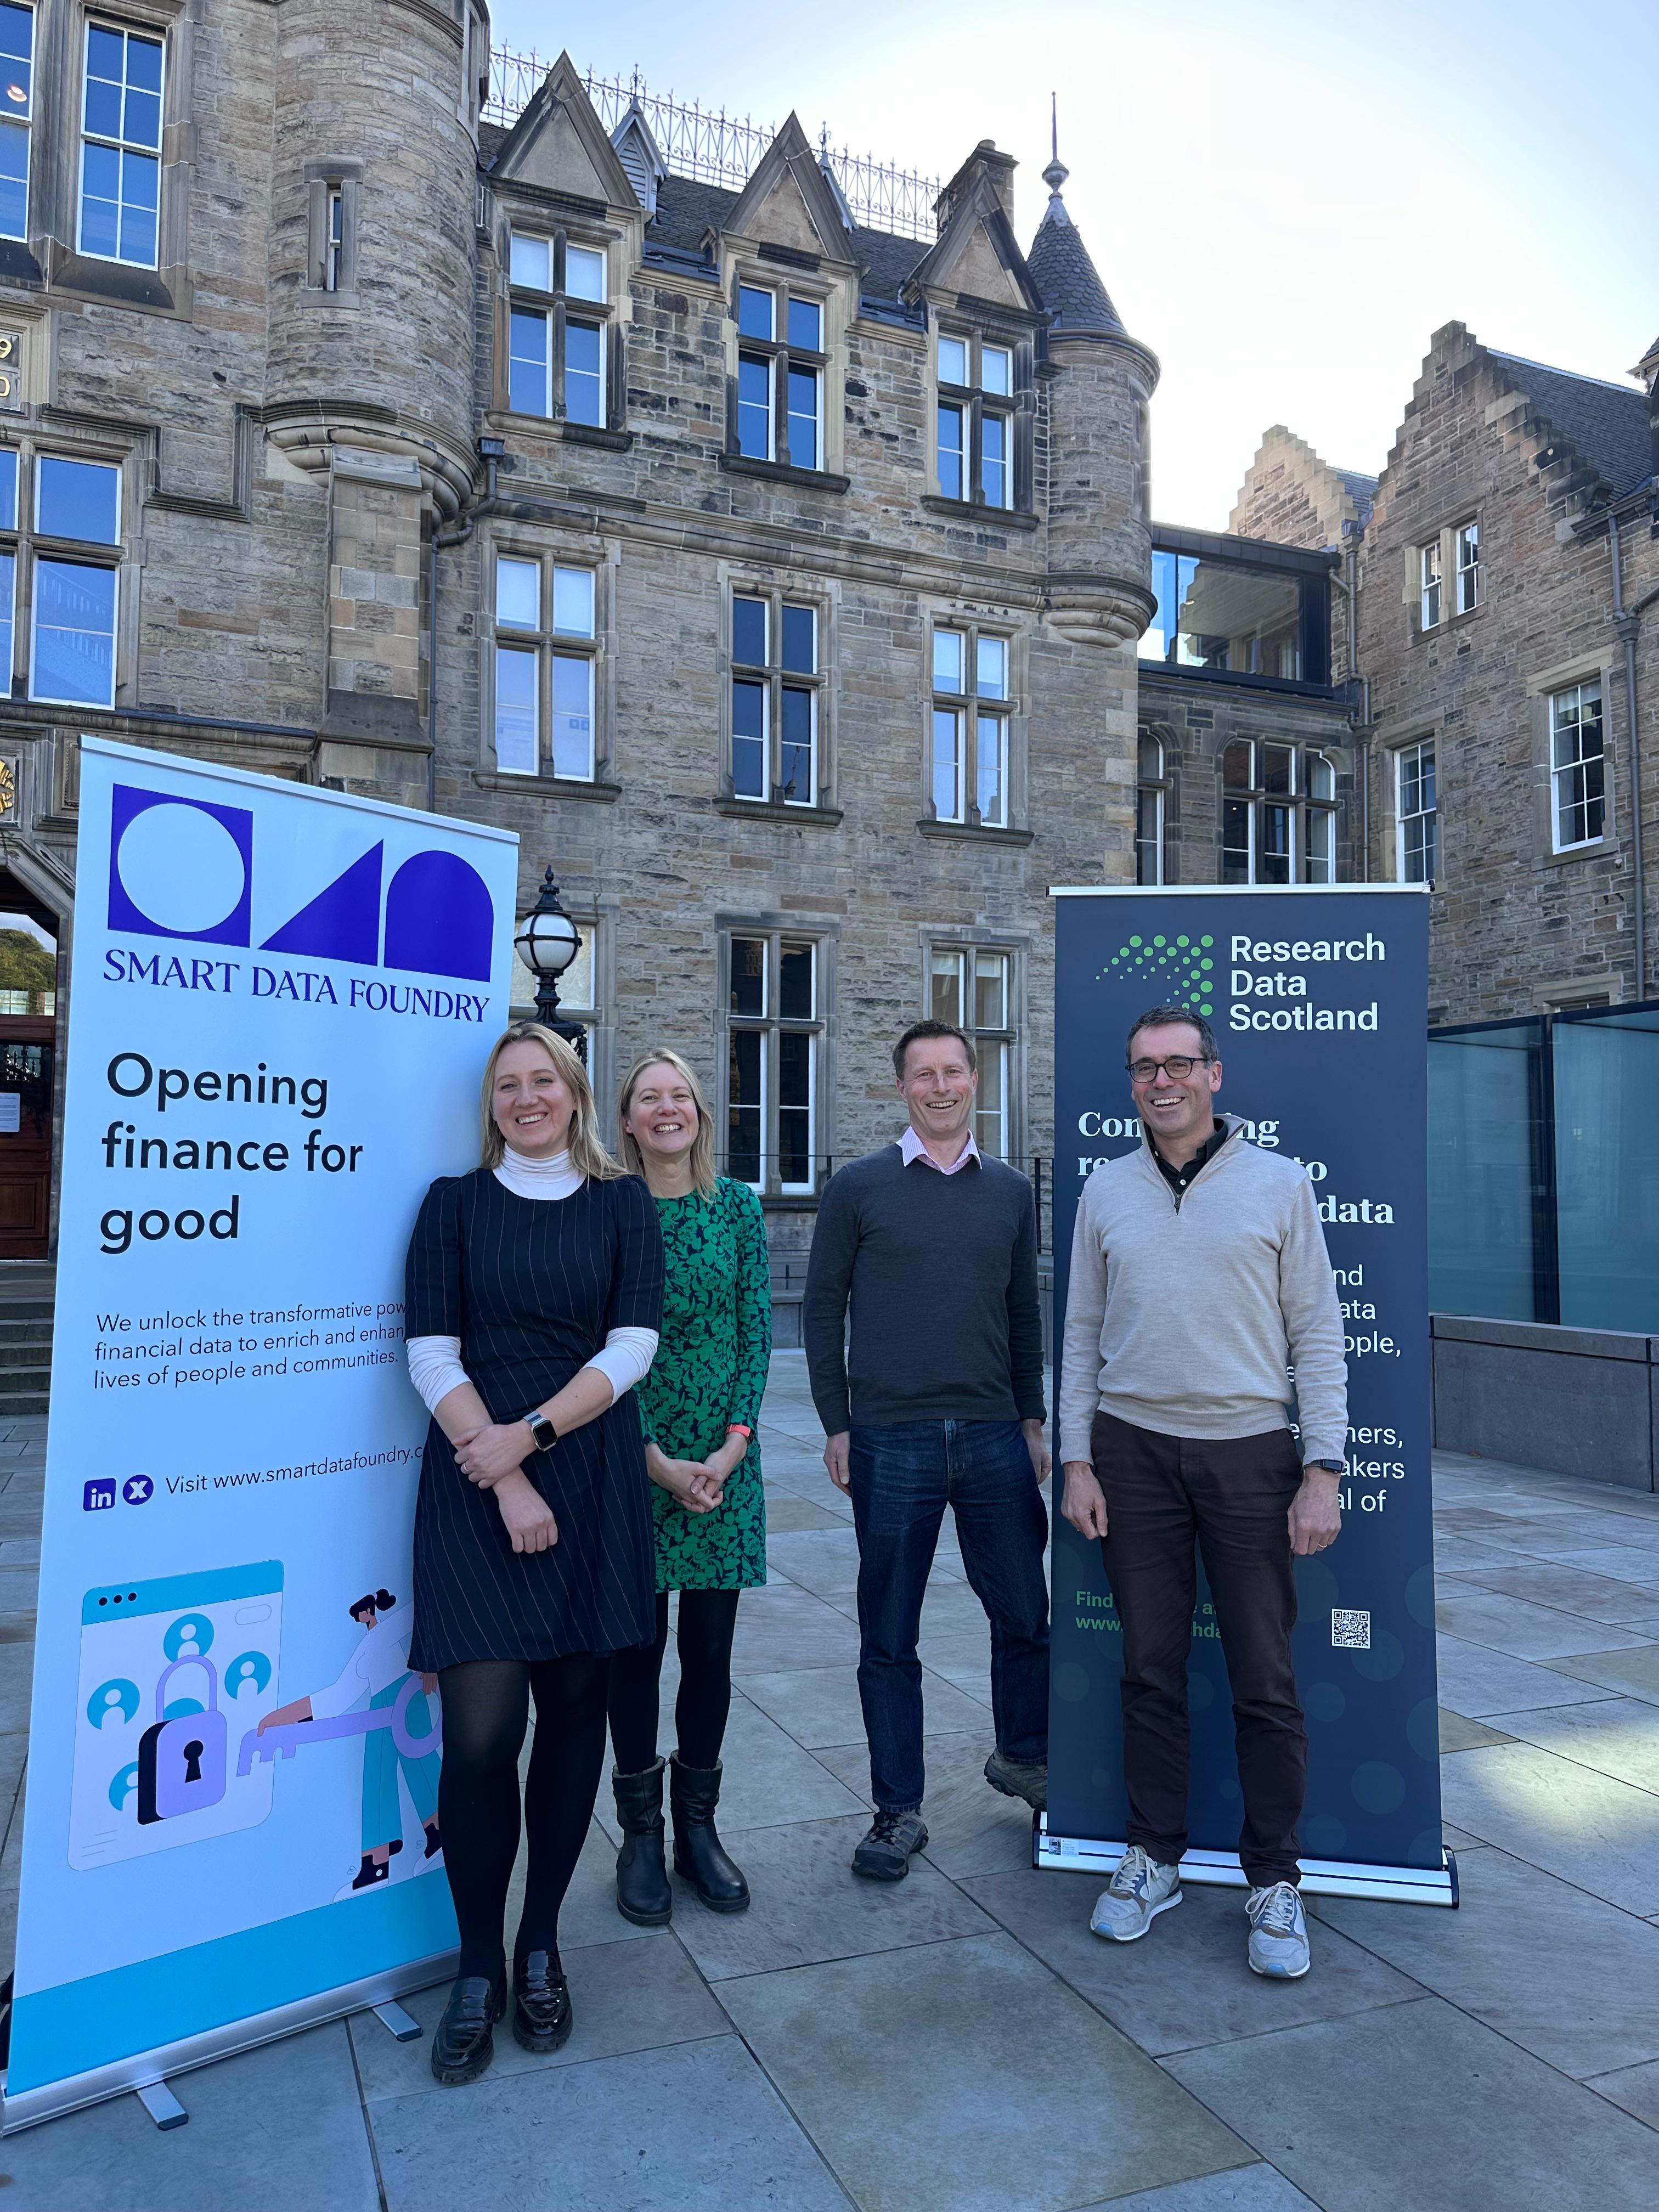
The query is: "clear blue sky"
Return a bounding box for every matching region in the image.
[486,0,1657,528]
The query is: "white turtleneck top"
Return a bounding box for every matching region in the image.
[405,1147,659,1418]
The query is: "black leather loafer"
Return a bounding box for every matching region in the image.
[512,1949,573,2054]
[430,1970,506,2085]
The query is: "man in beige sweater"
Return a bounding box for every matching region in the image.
[1059,1005,1346,1981]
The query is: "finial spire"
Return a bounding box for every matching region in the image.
[1042,93,1069,197]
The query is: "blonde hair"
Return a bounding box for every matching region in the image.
[478,1023,623,1181]
[617,1048,718,1199]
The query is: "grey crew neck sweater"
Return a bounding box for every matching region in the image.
[803,1144,1046,1434]
[1058,1116,1348,1467]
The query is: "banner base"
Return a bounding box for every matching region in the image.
[0,1946,459,2135]
[1034,1818,1459,1908]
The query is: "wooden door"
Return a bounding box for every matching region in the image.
[0,1017,54,1259]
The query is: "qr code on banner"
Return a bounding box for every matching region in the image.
[1331,1609,1371,1650]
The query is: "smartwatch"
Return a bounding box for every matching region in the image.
[525,1410,559,1453]
[1308,1459,1345,1475]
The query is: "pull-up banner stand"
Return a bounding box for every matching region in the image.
[4,740,518,2131]
[1041,884,1452,1906]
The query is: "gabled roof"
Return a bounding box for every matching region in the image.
[905,157,1044,318]
[485,51,638,210]
[719,112,855,263]
[1335,469,1378,531]
[1487,349,1651,498]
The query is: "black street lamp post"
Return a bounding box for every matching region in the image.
[513,868,586,1065]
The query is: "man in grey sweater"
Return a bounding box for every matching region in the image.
[804,1019,1051,1881]
[1059,1005,1346,1980]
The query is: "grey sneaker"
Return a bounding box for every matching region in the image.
[851,1810,929,1882]
[984,1749,1047,1810]
[1090,1845,1182,1942]
[1246,1881,1311,1978]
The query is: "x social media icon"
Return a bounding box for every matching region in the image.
[122,1474,153,1506]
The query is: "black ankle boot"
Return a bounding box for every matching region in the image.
[612,1759,673,1926]
[512,1949,573,2054]
[430,1968,505,2085]
[670,1754,750,1914]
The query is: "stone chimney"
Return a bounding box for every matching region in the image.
[934,140,1016,229]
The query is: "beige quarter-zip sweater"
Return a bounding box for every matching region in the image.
[1058,1115,1348,1468]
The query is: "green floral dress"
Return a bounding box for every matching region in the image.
[635,1177,770,1590]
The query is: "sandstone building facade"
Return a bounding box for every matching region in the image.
[1233,325,1658,1023]
[0,16,1359,1273]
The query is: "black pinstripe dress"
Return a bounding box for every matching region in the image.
[403,1167,664,1669]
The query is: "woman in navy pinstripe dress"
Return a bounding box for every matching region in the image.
[404,1023,664,2085]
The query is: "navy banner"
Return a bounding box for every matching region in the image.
[1043,885,1448,1900]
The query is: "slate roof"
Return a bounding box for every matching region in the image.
[1024,199,1125,337]
[1336,469,1378,531]
[1488,349,1652,497]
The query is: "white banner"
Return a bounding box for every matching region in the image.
[6,740,518,2128]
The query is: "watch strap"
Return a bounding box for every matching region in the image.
[525,1410,559,1452]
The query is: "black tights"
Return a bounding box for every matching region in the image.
[436,1653,608,1980]
[607,1589,741,1774]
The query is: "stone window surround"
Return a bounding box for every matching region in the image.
[1378,723,1437,884]
[720,248,848,483]
[716,563,839,821]
[918,924,1030,1163]
[714,914,838,1203]
[496,199,627,432]
[0,421,139,708]
[300,158,362,307]
[1526,648,1616,868]
[1218,736,1339,885]
[1136,727,1170,886]
[920,603,1026,839]
[480,531,619,792]
[928,311,1035,516]
[1406,510,1483,640]
[25,0,195,314]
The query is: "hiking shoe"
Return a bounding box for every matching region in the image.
[1246,1881,1311,1978]
[851,1810,929,1881]
[1090,1846,1182,1942]
[984,1749,1048,1810]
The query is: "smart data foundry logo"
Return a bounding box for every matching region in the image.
[1100,933,1216,1019]
[105,786,494,983]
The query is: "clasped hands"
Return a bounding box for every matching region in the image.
[646,1433,747,1516]
[453,1420,559,1556]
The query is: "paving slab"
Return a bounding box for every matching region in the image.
[1316,1841,1659,2078]
[1543,1643,1659,1706]
[765,1525,866,1599]
[1587,2058,1659,2130]
[1447,1562,1659,1634]
[1437,1741,1659,1915]
[738,1661,990,1749]
[1438,1707,1513,1751]
[369,2033,848,2212]
[349,1931,727,2101]
[664,1809,993,1980]
[729,1583,865,1674]
[810,1728,1037,1878]
[1491,1695,1659,1795]
[964,1861,1418,2058]
[1164,1995,1659,2211]
[719,1931,1251,2212]
[0,2022,377,2211]
[762,1493,848,1534]
[1073,2168,1322,2210]
[1435,1633,1617,1719]
[1435,1585,1649,1661]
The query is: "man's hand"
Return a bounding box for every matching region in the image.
[1288,1466,1342,1555]
[823,1431,851,1494]
[1061,1460,1109,1540]
[1022,1418,1051,1487]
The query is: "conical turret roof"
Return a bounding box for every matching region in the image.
[1026,112,1125,338]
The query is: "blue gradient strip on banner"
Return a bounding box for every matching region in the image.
[82,1561,284,1624]
[7,1881,456,2092]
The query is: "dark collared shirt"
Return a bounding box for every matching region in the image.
[1149,1116,1231,1197]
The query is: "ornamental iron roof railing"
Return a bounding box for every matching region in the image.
[484,54,940,242]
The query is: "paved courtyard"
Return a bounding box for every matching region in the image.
[3,1354,1659,2207]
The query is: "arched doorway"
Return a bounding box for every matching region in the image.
[0,870,59,1260]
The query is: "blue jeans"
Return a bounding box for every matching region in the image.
[848,1419,1050,1814]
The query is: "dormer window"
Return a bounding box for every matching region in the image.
[731,278,827,474]
[506,228,612,430]
[935,330,1019,510]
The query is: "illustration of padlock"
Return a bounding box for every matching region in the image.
[136,1655,229,1824]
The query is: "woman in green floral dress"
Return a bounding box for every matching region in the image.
[606,1048,770,1923]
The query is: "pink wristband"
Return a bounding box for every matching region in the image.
[726,1423,752,1440]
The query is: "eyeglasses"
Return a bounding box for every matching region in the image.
[1127,1054,1211,1082]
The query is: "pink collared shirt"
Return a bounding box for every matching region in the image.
[899,1125,981,1175]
